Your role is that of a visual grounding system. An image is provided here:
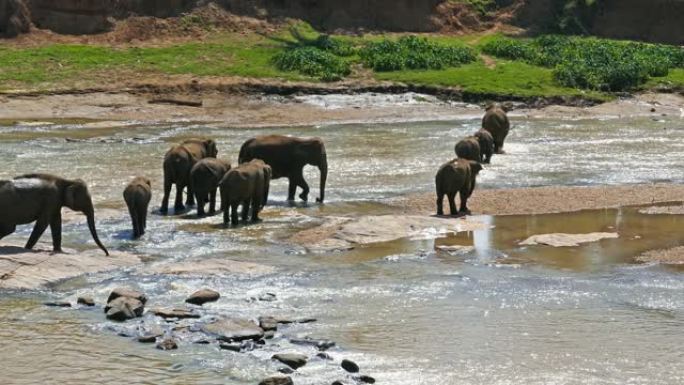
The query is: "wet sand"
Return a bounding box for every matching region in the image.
[395,183,684,216]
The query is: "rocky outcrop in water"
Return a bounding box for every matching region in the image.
[341,359,360,373]
[105,296,144,321]
[519,232,619,247]
[0,244,141,290]
[272,353,307,370]
[107,287,148,304]
[201,317,265,342]
[185,289,220,305]
[258,377,293,385]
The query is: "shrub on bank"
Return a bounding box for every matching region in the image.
[273,46,351,82]
[482,35,684,91]
[360,36,477,72]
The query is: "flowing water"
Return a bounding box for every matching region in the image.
[1,111,684,385]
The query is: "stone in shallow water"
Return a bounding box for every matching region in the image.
[146,258,275,277]
[185,289,220,306]
[356,375,376,384]
[636,246,684,264]
[341,359,360,373]
[639,205,684,215]
[105,297,144,321]
[272,353,307,369]
[290,337,335,351]
[258,377,293,385]
[44,301,71,307]
[107,287,148,305]
[156,338,178,350]
[201,318,264,342]
[152,308,200,319]
[519,232,618,247]
[77,296,95,306]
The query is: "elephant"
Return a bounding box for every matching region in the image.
[454,136,481,162]
[0,174,109,255]
[123,176,151,239]
[482,103,510,154]
[435,159,483,216]
[219,159,272,226]
[238,135,327,203]
[160,138,218,214]
[474,129,494,164]
[190,158,231,217]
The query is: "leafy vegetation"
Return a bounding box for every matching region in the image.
[273,46,351,81]
[360,36,477,72]
[482,35,684,91]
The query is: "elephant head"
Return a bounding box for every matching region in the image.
[303,138,327,203]
[64,179,109,256]
[204,139,218,158]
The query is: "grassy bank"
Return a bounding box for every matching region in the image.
[1,25,683,101]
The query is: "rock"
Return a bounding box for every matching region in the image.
[104,297,144,321]
[77,296,95,306]
[519,232,619,247]
[107,287,147,305]
[332,381,345,385]
[317,352,332,360]
[357,375,376,384]
[258,376,293,385]
[290,337,336,351]
[137,335,158,343]
[258,316,279,331]
[264,330,276,339]
[636,246,684,265]
[639,205,684,215]
[152,308,200,319]
[156,338,178,350]
[278,367,294,374]
[0,244,141,290]
[44,301,71,307]
[291,215,489,252]
[435,245,475,254]
[219,342,241,352]
[146,258,275,277]
[185,289,220,306]
[341,359,360,373]
[201,318,264,342]
[273,353,307,369]
[194,339,210,344]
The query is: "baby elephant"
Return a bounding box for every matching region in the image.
[435,158,483,216]
[454,136,481,162]
[123,177,152,239]
[474,129,494,164]
[219,159,272,226]
[191,158,231,217]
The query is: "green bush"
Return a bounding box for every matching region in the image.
[360,36,477,72]
[312,35,356,57]
[273,46,351,81]
[482,35,684,91]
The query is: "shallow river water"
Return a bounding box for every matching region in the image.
[1,112,684,385]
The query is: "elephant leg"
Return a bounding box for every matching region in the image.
[287,177,297,201]
[196,194,206,218]
[459,190,471,214]
[251,194,261,222]
[230,203,239,226]
[0,223,17,240]
[186,183,195,206]
[447,192,458,216]
[161,179,172,214]
[241,199,250,222]
[25,217,50,250]
[128,205,139,238]
[174,183,185,211]
[141,202,148,235]
[436,193,445,216]
[209,188,217,214]
[293,171,310,202]
[49,213,63,252]
[223,204,230,226]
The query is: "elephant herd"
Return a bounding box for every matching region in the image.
[0,104,506,256]
[436,103,510,216]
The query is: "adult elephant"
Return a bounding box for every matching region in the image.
[219,159,272,226]
[482,103,510,154]
[190,158,231,217]
[160,138,218,214]
[0,174,109,255]
[238,135,327,203]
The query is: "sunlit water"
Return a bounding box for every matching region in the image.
[1,114,684,385]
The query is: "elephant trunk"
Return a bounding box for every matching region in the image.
[317,153,327,203]
[86,209,109,256]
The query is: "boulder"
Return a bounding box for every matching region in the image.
[107,287,147,305]
[0,244,141,290]
[201,318,264,342]
[290,337,335,351]
[357,375,376,384]
[341,359,360,373]
[44,301,71,307]
[272,353,308,369]
[156,338,178,351]
[258,377,293,385]
[104,297,144,321]
[219,342,241,352]
[519,232,619,247]
[152,308,200,319]
[185,289,220,306]
[77,296,95,306]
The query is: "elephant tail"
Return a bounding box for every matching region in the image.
[238,139,255,164]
